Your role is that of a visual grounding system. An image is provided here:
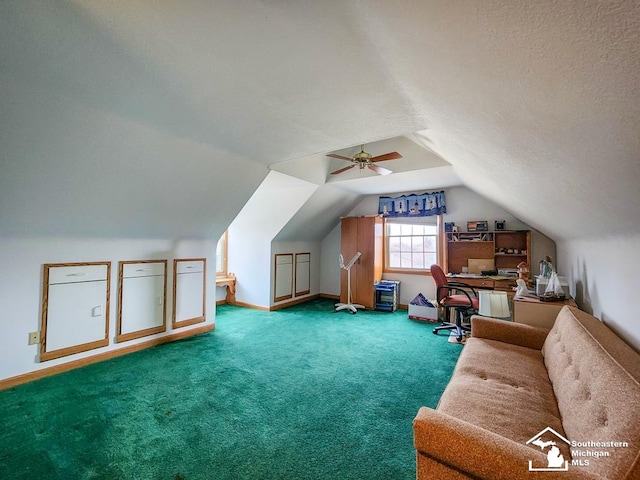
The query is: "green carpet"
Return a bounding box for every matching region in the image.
[0,298,462,480]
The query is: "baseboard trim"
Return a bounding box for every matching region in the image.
[231,295,330,312]
[319,293,340,301]
[0,323,215,391]
[270,294,320,311]
[233,301,271,311]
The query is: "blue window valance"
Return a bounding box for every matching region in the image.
[378,191,446,218]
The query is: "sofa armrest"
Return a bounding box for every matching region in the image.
[414,407,597,480]
[471,315,550,350]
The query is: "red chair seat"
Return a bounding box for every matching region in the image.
[442,295,479,309]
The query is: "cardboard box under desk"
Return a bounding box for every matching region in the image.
[408,304,439,322]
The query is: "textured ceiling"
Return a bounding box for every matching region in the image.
[1,1,639,241]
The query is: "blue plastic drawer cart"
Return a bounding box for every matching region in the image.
[374,280,400,312]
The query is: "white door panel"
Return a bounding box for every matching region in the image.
[46,280,107,352]
[121,275,164,335]
[175,272,204,322]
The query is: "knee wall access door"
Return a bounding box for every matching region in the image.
[117,260,167,342]
[173,258,206,328]
[274,254,293,303]
[41,262,111,362]
[295,253,310,297]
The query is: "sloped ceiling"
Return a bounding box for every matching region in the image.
[1,1,639,242]
[273,185,362,242]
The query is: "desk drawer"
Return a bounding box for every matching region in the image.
[494,279,517,291]
[459,278,494,288]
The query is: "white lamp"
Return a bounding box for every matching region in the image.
[478,290,511,319]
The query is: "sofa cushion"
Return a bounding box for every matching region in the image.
[437,336,571,460]
[542,306,640,479]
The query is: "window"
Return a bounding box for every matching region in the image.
[216,231,228,276]
[385,217,442,272]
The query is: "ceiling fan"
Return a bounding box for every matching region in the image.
[327,145,402,176]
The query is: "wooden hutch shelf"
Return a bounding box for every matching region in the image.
[446,230,531,275]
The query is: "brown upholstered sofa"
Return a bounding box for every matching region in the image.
[414,306,640,479]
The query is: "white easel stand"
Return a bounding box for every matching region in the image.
[334,302,365,314]
[335,252,364,314]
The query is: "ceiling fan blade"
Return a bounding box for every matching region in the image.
[327,153,354,161]
[370,152,402,162]
[368,164,392,176]
[330,164,356,175]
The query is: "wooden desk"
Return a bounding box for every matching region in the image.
[447,275,518,291]
[513,296,577,329]
[215,274,236,305]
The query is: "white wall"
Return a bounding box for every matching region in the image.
[320,224,341,296]
[0,236,216,381]
[215,286,228,303]
[557,234,640,352]
[320,186,556,306]
[0,69,272,382]
[228,171,318,308]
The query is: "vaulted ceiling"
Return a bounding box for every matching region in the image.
[1,1,639,242]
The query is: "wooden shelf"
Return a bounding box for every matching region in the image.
[447,230,531,274]
[448,240,493,243]
[447,232,494,242]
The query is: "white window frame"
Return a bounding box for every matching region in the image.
[215,231,228,277]
[384,215,444,274]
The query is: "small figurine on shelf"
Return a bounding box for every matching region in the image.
[539,256,554,278]
[517,262,530,281]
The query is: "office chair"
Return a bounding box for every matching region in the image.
[430,264,479,343]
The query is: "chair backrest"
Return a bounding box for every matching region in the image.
[430,264,449,303]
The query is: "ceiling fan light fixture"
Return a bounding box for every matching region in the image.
[328,144,402,176]
[353,145,372,161]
